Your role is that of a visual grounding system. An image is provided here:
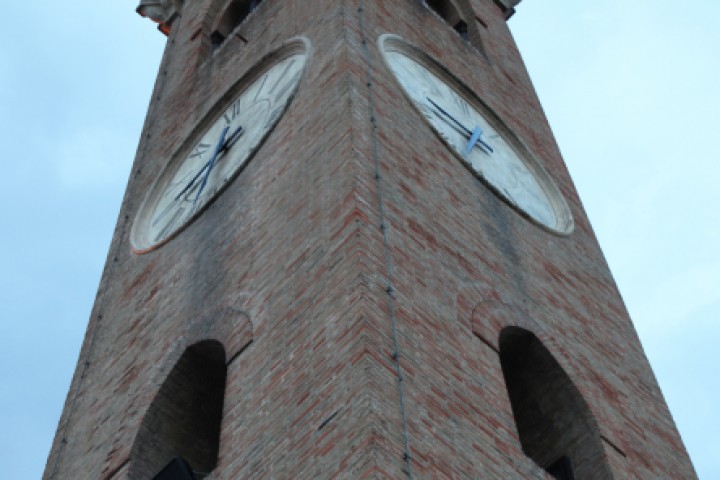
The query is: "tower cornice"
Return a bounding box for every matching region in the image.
[136,0,183,34]
[493,0,521,19]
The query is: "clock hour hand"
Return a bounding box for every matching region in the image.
[174,125,243,202]
[426,97,493,154]
[426,97,471,135]
[221,125,244,151]
[174,163,209,201]
[194,125,230,204]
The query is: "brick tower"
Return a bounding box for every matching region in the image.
[45,1,697,479]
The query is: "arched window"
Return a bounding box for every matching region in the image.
[130,340,227,479]
[211,0,263,48]
[425,0,469,40]
[499,327,613,479]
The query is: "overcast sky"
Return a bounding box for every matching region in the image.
[511,2,719,478]
[0,1,716,479]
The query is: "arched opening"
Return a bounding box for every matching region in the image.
[211,0,263,48]
[130,340,227,479]
[425,0,469,39]
[499,327,613,479]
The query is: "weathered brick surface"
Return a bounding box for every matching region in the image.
[45,1,696,479]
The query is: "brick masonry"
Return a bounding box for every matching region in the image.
[44,0,697,478]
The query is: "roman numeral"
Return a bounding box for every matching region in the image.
[223,100,243,124]
[153,206,185,242]
[152,198,181,226]
[272,71,302,104]
[420,104,436,121]
[188,142,211,159]
[187,196,205,218]
[264,106,285,128]
[267,60,297,95]
[253,74,269,103]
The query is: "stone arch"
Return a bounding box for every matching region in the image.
[128,340,227,479]
[99,305,253,479]
[185,306,254,363]
[499,326,614,479]
[124,307,253,478]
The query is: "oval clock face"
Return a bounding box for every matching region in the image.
[131,42,308,252]
[379,35,573,234]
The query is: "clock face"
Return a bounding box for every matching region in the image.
[379,35,573,234]
[131,43,308,252]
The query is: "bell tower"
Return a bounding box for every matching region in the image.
[45,1,696,478]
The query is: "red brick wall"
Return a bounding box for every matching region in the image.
[44,1,696,478]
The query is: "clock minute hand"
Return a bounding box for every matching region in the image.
[221,125,244,152]
[174,125,244,201]
[426,97,493,154]
[426,97,472,136]
[174,162,210,201]
[194,126,230,204]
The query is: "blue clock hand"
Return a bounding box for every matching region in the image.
[426,97,493,154]
[194,125,230,204]
[175,163,209,201]
[465,126,494,155]
[174,125,243,202]
[426,97,471,135]
[465,127,483,155]
[220,125,244,151]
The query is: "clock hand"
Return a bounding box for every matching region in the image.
[466,127,483,155]
[465,126,494,154]
[478,138,493,153]
[426,97,493,154]
[174,125,244,202]
[194,125,230,204]
[426,97,471,135]
[220,125,244,151]
[174,163,209,201]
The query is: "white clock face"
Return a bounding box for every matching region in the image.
[131,47,308,252]
[379,36,573,234]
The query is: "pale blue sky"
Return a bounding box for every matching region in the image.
[512,2,720,477]
[0,1,716,478]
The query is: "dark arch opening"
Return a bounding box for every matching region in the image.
[425,0,469,39]
[130,340,227,479]
[211,0,263,48]
[499,327,613,479]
